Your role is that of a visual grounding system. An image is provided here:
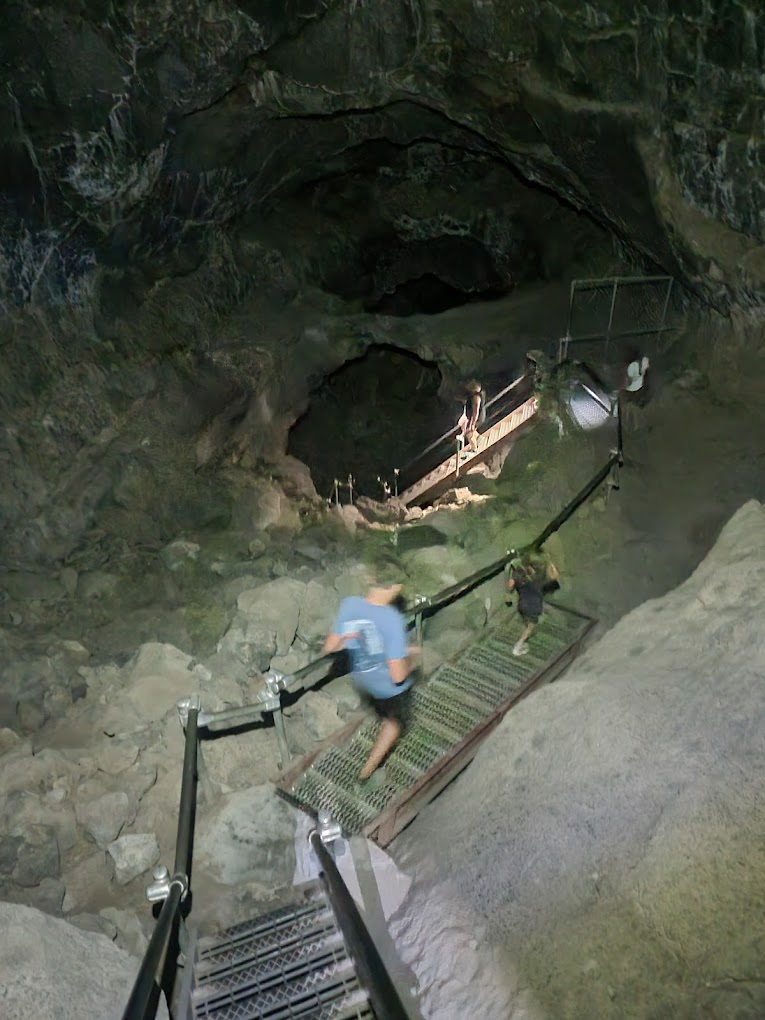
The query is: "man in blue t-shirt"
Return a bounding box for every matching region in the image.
[323,562,416,782]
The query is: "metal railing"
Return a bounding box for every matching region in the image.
[394,372,535,495]
[309,829,412,1020]
[122,702,198,1020]
[122,372,626,1020]
[559,275,678,361]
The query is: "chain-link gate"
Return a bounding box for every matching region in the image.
[559,275,676,361]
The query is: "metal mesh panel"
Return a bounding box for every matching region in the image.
[193,888,374,1020]
[567,277,674,344]
[610,280,670,339]
[282,607,590,838]
[568,281,615,340]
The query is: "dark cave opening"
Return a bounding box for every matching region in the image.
[364,272,508,316]
[288,344,447,500]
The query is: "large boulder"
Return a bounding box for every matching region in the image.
[217,578,305,671]
[391,501,765,1020]
[195,784,296,888]
[0,902,169,1019]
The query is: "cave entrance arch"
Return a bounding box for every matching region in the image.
[288,345,446,500]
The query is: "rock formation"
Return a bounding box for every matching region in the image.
[391,499,765,1019]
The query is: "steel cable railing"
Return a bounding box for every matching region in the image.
[121,704,198,1020]
[308,830,412,1020]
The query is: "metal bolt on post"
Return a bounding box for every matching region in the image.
[317,810,342,846]
[265,669,291,768]
[393,468,400,499]
[347,474,355,505]
[333,478,340,506]
[413,594,428,677]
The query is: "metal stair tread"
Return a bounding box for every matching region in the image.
[195,916,340,978]
[199,895,328,955]
[193,937,351,1003]
[192,955,364,1020]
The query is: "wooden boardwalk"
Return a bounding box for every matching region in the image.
[399,394,538,507]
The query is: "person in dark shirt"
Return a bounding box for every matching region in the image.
[505,551,560,657]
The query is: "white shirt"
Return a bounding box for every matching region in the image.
[626,357,649,392]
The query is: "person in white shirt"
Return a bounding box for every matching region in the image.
[625,356,650,393]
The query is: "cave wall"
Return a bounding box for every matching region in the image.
[1,0,763,313]
[1,0,761,569]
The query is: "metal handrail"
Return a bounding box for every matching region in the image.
[396,373,534,490]
[309,831,412,1020]
[122,705,198,1020]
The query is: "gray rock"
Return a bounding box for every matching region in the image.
[301,691,342,741]
[77,571,120,600]
[220,578,305,671]
[4,792,78,853]
[99,907,151,959]
[248,536,269,558]
[11,824,60,887]
[107,833,160,886]
[297,579,340,646]
[68,912,118,940]
[0,902,169,1019]
[2,876,66,916]
[1,572,65,602]
[59,567,78,596]
[160,539,201,571]
[95,738,140,775]
[76,792,131,848]
[0,835,22,875]
[195,784,296,887]
[324,676,362,716]
[61,852,113,915]
[0,727,21,756]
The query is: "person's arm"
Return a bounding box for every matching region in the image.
[323,632,346,655]
[323,600,353,655]
[386,614,411,685]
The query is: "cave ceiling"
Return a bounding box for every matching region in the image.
[2,0,765,317]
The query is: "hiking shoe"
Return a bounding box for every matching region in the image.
[361,767,388,790]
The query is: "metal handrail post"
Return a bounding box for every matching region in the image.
[606,279,618,351]
[616,391,624,462]
[413,595,427,678]
[308,830,411,1020]
[122,884,184,1020]
[174,701,199,878]
[264,670,291,768]
[658,277,674,344]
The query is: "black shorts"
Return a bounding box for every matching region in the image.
[518,607,541,624]
[361,687,413,732]
[517,591,544,624]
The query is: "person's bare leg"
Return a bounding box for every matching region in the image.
[359,719,401,780]
[513,621,536,656]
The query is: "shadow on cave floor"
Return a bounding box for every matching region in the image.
[288,344,453,499]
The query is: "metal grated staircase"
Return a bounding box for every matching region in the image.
[183,885,376,1020]
[276,603,594,846]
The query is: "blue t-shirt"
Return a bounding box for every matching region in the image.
[333,596,412,700]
